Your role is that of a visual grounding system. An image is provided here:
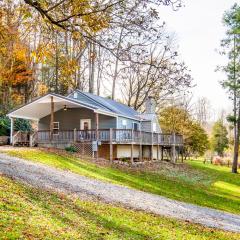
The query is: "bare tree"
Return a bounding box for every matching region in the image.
[119,40,192,111]
[193,97,211,127]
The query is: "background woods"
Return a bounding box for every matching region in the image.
[0,0,191,115]
[0,0,238,171]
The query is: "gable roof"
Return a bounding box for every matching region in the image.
[7,90,142,121]
[68,90,140,120]
[7,93,98,120]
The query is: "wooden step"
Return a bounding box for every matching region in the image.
[14,142,30,147]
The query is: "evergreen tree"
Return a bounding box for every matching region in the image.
[219,4,240,173]
[211,120,229,157]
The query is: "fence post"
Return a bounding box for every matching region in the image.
[109,128,113,163]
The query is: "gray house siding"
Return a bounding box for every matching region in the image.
[141,121,152,132]
[153,115,161,133]
[38,108,116,130]
[140,114,161,133]
[117,117,140,130]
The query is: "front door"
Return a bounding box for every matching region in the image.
[80,119,91,130]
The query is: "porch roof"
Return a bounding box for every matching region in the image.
[7,93,117,121]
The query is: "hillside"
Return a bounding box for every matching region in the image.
[2,148,240,215]
[1,174,239,240]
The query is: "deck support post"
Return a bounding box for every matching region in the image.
[158,145,161,161]
[139,129,143,161]
[95,113,99,160]
[157,145,159,161]
[109,128,113,163]
[130,129,134,164]
[50,96,54,141]
[10,117,14,145]
[171,133,176,163]
[131,144,134,165]
[150,132,153,161]
[181,146,184,163]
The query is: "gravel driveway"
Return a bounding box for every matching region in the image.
[0,152,240,233]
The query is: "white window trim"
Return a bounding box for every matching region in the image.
[53,122,59,135]
[80,119,92,130]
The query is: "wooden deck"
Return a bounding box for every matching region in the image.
[13,129,183,147]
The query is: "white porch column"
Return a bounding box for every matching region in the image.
[10,117,14,144]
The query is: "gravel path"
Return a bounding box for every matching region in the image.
[0,152,240,233]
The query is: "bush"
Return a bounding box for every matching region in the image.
[0,116,10,136]
[65,145,77,153]
[0,116,32,136]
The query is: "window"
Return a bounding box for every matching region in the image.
[122,119,127,129]
[53,122,59,134]
[80,119,91,130]
[132,122,139,131]
[152,123,157,132]
[73,92,78,98]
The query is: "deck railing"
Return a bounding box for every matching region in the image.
[36,129,183,145]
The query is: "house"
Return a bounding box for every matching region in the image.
[7,89,183,162]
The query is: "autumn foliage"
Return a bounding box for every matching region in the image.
[0,7,33,112]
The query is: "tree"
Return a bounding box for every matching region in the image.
[22,0,183,96]
[120,41,192,111]
[0,0,190,116]
[211,120,229,157]
[0,2,33,114]
[0,115,32,136]
[185,122,209,158]
[160,106,209,158]
[219,3,240,173]
[194,97,211,128]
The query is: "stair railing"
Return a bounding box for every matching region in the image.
[12,131,21,146]
[30,131,37,147]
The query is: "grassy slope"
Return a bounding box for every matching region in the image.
[0,175,239,240]
[3,149,240,215]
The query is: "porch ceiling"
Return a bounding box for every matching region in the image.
[7,94,97,121]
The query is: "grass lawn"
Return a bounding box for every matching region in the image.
[0,175,239,240]
[3,148,240,215]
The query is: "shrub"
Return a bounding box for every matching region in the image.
[0,116,10,136]
[0,115,32,136]
[65,145,77,153]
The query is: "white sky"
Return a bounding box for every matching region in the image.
[158,0,238,117]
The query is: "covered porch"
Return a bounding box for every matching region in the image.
[7,93,117,146]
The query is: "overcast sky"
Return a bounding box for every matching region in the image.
[158,0,237,118]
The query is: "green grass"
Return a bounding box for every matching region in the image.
[3,149,240,215]
[0,175,239,240]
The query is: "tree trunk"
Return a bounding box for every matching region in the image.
[55,32,59,93]
[232,34,238,174]
[232,103,240,173]
[88,41,95,94]
[111,27,124,100]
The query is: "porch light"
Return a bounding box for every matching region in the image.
[63,105,67,111]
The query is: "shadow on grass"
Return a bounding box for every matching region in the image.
[24,186,157,239]
[6,149,240,215]
[188,161,240,186]
[56,155,240,214]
